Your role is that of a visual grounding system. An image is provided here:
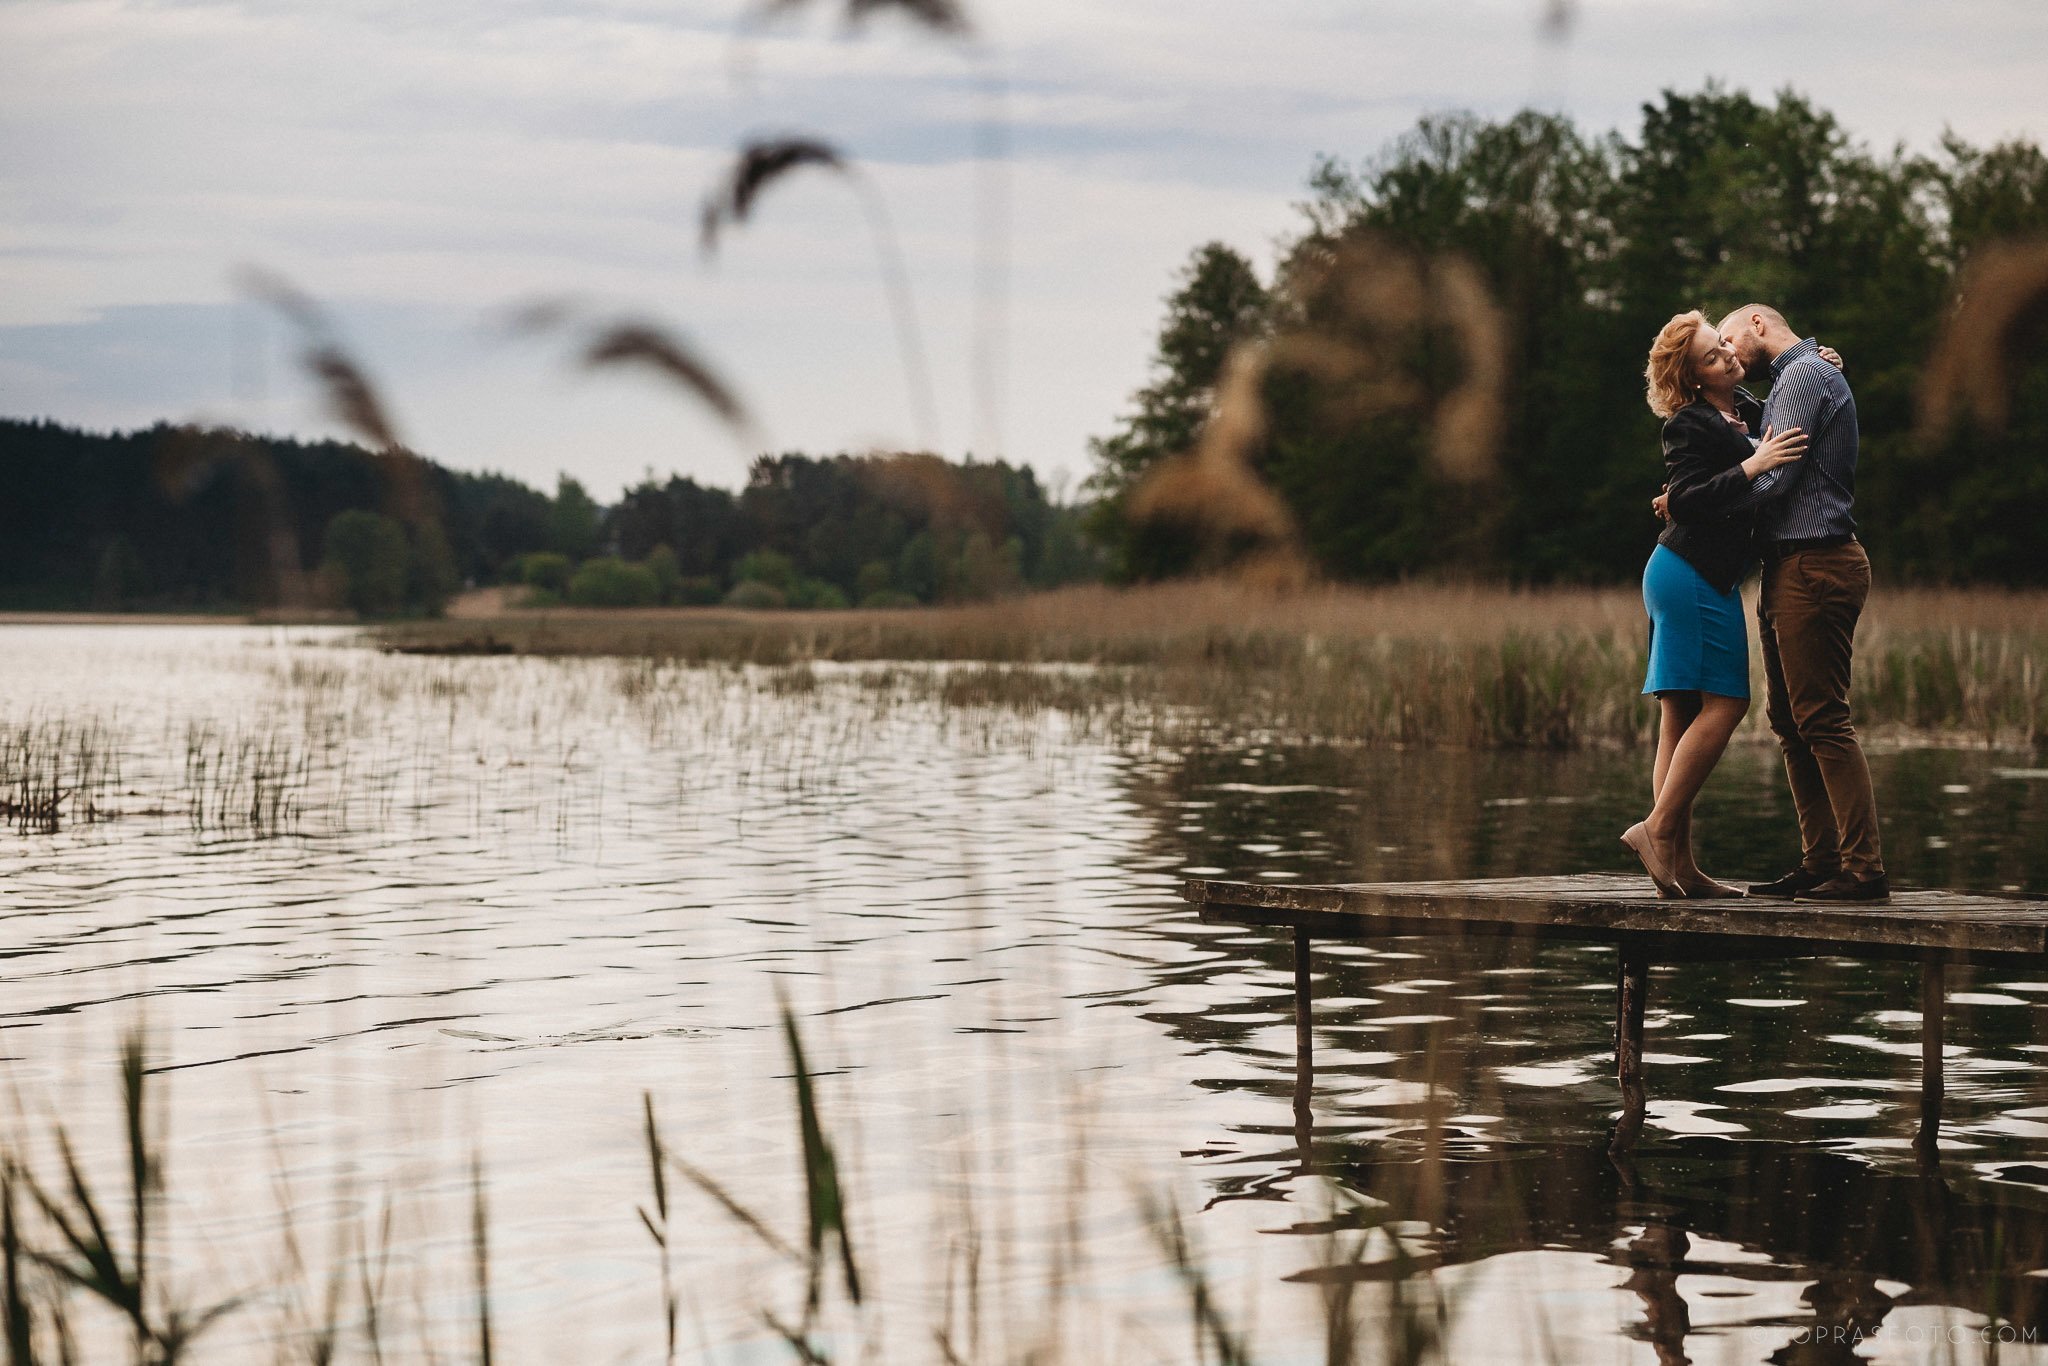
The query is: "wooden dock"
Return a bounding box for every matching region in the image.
[1181,872,2048,1155]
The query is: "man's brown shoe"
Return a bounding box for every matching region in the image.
[1794,873,1892,904]
[1748,867,1833,898]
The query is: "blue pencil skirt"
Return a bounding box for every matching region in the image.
[1641,544,1750,699]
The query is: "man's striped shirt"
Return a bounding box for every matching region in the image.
[1739,336,1860,542]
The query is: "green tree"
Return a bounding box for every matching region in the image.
[92,536,148,609]
[791,578,849,610]
[733,549,798,593]
[1940,136,2048,262]
[1030,509,1097,587]
[855,559,893,601]
[1269,110,1625,581]
[724,580,787,609]
[566,556,660,607]
[954,531,1022,600]
[1085,243,1270,580]
[406,519,459,616]
[548,474,602,560]
[644,543,682,604]
[519,551,573,596]
[894,531,938,601]
[321,510,409,617]
[449,470,552,581]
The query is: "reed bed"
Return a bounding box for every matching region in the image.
[180,722,311,836]
[3,650,1090,847]
[8,584,2041,852]
[389,581,1650,663]
[0,717,119,834]
[378,582,2048,749]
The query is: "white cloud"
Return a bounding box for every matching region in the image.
[2,0,2045,495]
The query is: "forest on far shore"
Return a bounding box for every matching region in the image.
[0,418,1096,616]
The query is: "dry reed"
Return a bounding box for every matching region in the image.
[376,581,2048,749]
[699,138,847,253]
[237,267,433,531]
[180,722,309,836]
[1126,348,1310,585]
[1126,234,1511,581]
[1921,239,2048,436]
[696,134,941,447]
[1,718,118,834]
[582,321,757,439]
[759,0,970,34]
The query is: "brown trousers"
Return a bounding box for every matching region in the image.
[1756,541,1885,878]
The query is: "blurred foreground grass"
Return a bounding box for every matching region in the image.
[1,1016,1452,1366]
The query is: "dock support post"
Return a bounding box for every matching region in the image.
[1612,941,1649,1154]
[1615,943,1648,1084]
[1293,928,1314,1162]
[1917,955,1945,1162]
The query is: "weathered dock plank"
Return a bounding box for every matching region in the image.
[1184,872,2048,961]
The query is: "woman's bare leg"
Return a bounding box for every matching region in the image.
[1652,693,1701,803]
[1652,695,1705,882]
[1645,694,1749,889]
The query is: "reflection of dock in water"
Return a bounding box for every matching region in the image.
[1308,1137,2048,1359]
[1186,872,2048,1359]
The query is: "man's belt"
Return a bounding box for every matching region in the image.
[1766,534,1857,557]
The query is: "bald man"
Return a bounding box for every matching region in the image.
[1717,303,1888,903]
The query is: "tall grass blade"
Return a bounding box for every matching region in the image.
[1140,1191,1252,1366]
[32,1132,136,1323]
[778,1005,862,1310]
[762,1308,832,1365]
[639,1095,677,1366]
[120,1034,150,1335]
[470,1155,493,1366]
[2,1164,38,1366]
[17,1030,233,1363]
[357,1197,393,1366]
[665,1158,798,1262]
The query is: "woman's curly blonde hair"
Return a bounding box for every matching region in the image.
[1644,310,1708,419]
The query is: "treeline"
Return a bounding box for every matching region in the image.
[0,420,552,614]
[1089,86,2048,585]
[535,452,1095,610]
[0,418,1095,614]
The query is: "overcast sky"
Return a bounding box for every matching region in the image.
[4,0,2045,498]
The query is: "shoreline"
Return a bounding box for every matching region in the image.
[0,610,355,627]
[0,610,260,626]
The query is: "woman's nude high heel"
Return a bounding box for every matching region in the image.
[1620,823,1683,899]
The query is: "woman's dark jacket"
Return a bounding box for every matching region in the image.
[1656,390,1763,594]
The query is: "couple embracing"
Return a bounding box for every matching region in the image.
[1620,304,1889,904]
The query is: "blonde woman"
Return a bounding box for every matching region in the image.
[1620,312,1810,897]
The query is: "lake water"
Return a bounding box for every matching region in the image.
[5,624,2048,1363]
